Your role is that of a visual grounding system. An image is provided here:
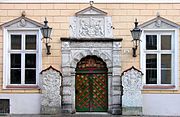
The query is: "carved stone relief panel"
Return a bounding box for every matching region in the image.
[40,67,62,114]
[122,67,143,107]
[121,67,143,115]
[79,17,105,37]
[70,16,113,38]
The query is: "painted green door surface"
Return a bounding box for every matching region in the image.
[75,56,108,112]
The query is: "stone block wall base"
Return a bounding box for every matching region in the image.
[41,106,61,114]
[122,107,142,115]
[110,108,122,115]
[61,109,72,113]
[61,104,73,114]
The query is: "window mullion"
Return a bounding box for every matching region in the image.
[21,34,25,85]
[157,34,161,85]
[158,52,161,85]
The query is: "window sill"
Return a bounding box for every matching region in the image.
[143,85,176,90]
[6,85,40,89]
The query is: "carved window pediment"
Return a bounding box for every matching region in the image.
[70,6,113,38]
[75,6,107,16]
[0,16,43,29]
[139,16,180,29]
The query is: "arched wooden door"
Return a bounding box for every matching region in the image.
[75,55,108,112]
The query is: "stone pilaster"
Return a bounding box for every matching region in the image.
[110,42,122,115]
[61,41,74,113]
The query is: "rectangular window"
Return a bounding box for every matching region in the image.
[8,33,38,86]
[0,99,10,114]
[145,33,173,85]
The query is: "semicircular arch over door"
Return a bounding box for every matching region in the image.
[75,55,108,112]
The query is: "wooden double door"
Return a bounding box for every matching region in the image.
[75,56,108,112]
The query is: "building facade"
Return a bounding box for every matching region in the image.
[0,0,180,116]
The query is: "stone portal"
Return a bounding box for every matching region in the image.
[61,3,123,115]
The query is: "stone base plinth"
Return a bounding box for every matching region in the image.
[41,106,61,115]
[122,107,142,115]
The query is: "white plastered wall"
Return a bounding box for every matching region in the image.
[143,94,180,116]
[0,94,41,114]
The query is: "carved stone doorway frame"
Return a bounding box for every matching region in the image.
[61,38,123,114]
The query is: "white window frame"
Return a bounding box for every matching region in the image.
[3,28,42,89]
[140,29,179,90]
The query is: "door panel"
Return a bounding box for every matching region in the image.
[91,73,107,112]
[75,56,108,112]
[76,74,90,111]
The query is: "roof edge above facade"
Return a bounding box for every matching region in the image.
[1,0,180,3]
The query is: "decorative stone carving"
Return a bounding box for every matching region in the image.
[70,16,113,38]
[70,5,113,38]
[113,42,121,48]
[70,49,112,68]
[155,19,161,27]
[79,17,105,37]
[69,17,77,38]
[106,17,113,37]
[62,42,70,48]
[1,16,43,29]
[40,66,62,114]
[18,18,26,27]
[139,15,180,29]
[155,12,161,27]
[121,66,143,115]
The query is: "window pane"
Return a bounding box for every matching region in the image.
[161,70,171,84]
[25,54,36,68]
[10,69,21,84]
[146,54,157,84]
[25,35,36,50]
[161,35,171,50]
[25,70,36,84]
[146,35,157,50]
[146,54,157,68]
[161,54,171,68]
[146,70,157,84]
[11,54,21,68]
[0,99,10,113]
[11,35,21,50]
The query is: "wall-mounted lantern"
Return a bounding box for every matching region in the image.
[41,18,52,55]
[130,19,142,57]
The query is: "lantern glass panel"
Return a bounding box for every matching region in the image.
[131,30,142,40]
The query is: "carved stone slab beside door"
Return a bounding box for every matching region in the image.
[121,66,143,115]
[40,66,62,114]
